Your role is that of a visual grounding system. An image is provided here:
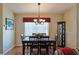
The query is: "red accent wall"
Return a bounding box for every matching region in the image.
[23,18,50,22]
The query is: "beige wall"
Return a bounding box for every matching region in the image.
[2,4,15,54]
[77,4,79,48]
[63,5,77,48]
[15,13,63,46]
[0,3,3,54]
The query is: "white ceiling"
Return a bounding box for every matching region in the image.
[6,3,75,14]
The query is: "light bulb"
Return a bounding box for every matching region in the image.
[43,19,45,22]
[34,19,37,22]
[39,19,42,22]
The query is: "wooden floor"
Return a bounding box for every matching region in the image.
[5,46,53,55]
[5,46,26,55]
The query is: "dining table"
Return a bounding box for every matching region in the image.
[22,36,56,55]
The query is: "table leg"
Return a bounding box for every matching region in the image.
[46,46,49,55]
[22,44,25,55]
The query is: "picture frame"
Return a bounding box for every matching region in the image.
[5,18,14,30]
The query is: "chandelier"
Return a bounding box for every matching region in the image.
[33,3,45,25]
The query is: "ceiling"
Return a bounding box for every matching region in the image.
[6,3,75,14]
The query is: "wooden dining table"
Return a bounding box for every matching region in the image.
[22,36,56,55]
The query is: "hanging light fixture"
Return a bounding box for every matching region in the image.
[33,3,45,24]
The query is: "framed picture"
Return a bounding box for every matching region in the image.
[5,18,14,30]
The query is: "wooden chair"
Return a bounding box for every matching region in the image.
[29,36,39,55]
[39,36,49,55]
[20,34,29,55]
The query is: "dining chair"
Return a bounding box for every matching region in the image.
[39,36,50,55]
[20,34,29,55]
[20,34,25,41]
[29,37,39,55]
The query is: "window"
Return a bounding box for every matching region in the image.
[24,22,49,36]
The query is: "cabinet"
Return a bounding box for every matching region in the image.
[57,21,65,47]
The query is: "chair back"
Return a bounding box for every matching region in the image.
[20,34,25,41]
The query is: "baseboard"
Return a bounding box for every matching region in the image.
[3,46,15,55]
[16,44,22,46]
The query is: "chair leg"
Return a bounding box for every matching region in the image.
[27,46,28,54]
[46,46,49,55]
[30,47,32,55]
[37,48,39,55]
